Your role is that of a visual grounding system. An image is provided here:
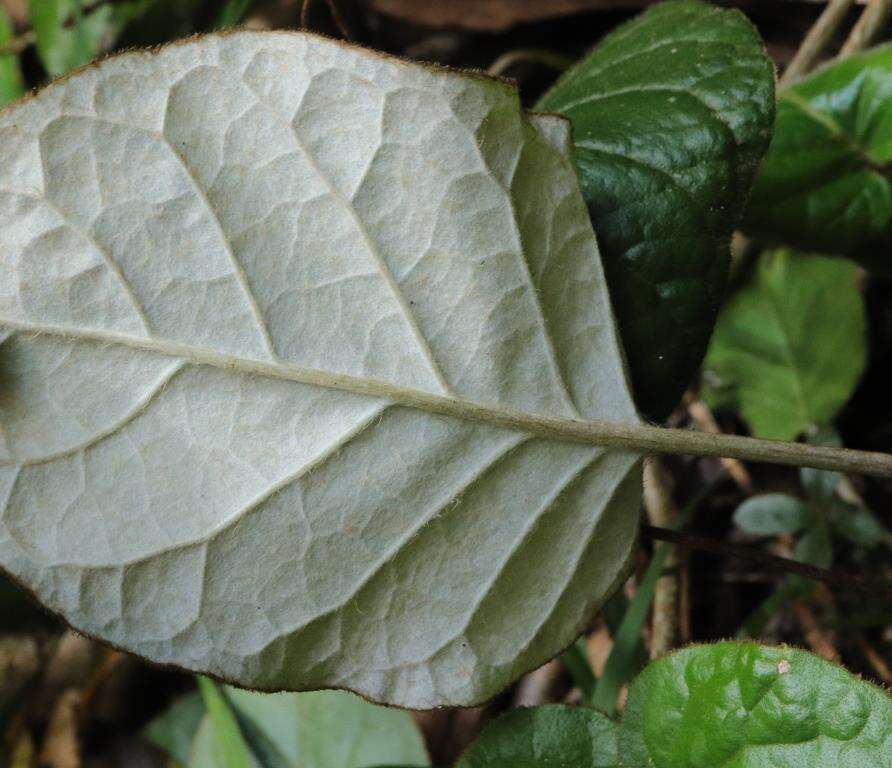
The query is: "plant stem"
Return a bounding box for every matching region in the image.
[642,525,892,600]
[487,49,573,77]
[839,0,892,56]
[4,320,891,478]
[781,0,858,86]
[644,458,679,659]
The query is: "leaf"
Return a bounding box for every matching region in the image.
[0,31,643,708]
[618,642,892,767]
[590,473,719,715]
[703,250,867,441]
[28,0,103,76]
[801,467,842,501]
[27,0,157,77]
[143,691,206,767]
[192,688,428,768]
[745,44,892,273]
[199,678,254,768]
[455,705,618,768]
[0,6,24,106]
[536,0,775,421]
[831,501,887,548]
[215,0,255,29]
[733,494,810,535]
[794,522,833,569]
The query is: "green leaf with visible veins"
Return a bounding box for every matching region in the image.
[703,250,867,440]
[537,0,775,421]
[618,642,892,767]
[456,705,618,768]
[745,44,892,273]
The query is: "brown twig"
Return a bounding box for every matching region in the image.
[840,0,892,56]
[641,525,892,599]
[644,458,679,659]
[781,0,859,86]
[855,632,892,684]
[685,394,754,492]
[791,601,840,660]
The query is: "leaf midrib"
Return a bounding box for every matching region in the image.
[0,317,637,453]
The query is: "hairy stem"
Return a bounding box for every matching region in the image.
[2,321,891,478]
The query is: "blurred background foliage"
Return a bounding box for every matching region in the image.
[2,1,892,767]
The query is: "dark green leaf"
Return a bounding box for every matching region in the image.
[618,642,892,767]
[0,7,24,106]
[703,250,867,440]
[456,705,617,768]
[745,44,892,272]
[142,692,205,767]
[734,493,810,535]
[561,638,597,700]
[215,0,254,28]
[537,0,775,420]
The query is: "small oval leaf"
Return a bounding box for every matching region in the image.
[733,494,810,535]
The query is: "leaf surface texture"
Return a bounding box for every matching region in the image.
[0,31,641,707]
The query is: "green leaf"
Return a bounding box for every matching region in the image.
[561,638,597,700]
[795,522,834,568]
[192,688,428,768]
[537,0,775,420]
[27,0,157,77]
[745,44,892,273]
[198,678,253,768]
[618,642,892,767]
[733,493,810,535]
[215,0,254,28]
[703,250,867,440]
[456,705,617,768]
[590,473,720,716]
[801,467,842,501]
[142,692,206,767]
[0,31,643,708]
[0,7,24,106]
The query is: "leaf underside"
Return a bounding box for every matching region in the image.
[0,31,642,708]
[537,0,776,421]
